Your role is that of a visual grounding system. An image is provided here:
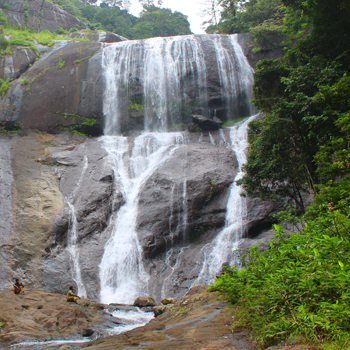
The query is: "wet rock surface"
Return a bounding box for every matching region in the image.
[79,286,257,350]
[0,128,283,301]
[0,137,13,290]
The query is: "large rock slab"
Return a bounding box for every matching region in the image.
[0,137,14,290]
[1,41,104,135]
[0,289,106,347]
[79,288,256,350]
[2,0,87,32]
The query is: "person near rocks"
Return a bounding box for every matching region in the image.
[13,279,25,295]
[66,286,81,304]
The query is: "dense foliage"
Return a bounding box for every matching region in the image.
[210,196,350,347]
[210,0,350,348]
[205,0,309,51]
[238,0,350,211]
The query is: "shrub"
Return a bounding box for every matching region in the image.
[20,77,28,85]
[0,78,11,98]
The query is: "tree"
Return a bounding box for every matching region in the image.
[238,0,350,211]
[200,0,222,33]
[133,5,191,39]
[139,0,163,7]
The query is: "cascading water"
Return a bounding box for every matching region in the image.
[102,35,208,135]
[102,34,254,135]
[98,33,256,303]
[99,133,184,304]
[67,154,88,298]
[195,115,258,284]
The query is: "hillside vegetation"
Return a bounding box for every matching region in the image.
[205,0,310,53]
[45,1,191,39]
[210,0,350,348]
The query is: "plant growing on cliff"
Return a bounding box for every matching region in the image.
[73,56,91,66]
[20,77,29,85]
[57,58,66,69]
[0,78,11,98]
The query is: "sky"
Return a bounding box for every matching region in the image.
[129,0,206,34]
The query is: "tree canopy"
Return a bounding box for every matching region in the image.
[238,0,350,211]
[49,0,192,39]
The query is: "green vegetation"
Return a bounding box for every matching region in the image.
[73,56,91,66]
[0,78,11,98]
[128,99,144,112]
[211,0,350,348]
[238,0,350,212]
[57,58,65,69]
[32,65,50,81]
[59,114,101,137]
[0,121,21,133]
[51,1,191,39]
[222,116,249,127]
[20,76,28,85]
[210,199,350,347]
[206,0,310,51]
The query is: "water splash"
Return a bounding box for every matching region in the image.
[99,132,184,304]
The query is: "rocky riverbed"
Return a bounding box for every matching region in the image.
[0,289,107,348]
[0,286,315,350]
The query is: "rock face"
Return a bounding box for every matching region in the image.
[0,34,256,136]
[0,46,37,81]
[1,41,104,135]
[0,127,282,302]
[0,137,13,290]
[0,289,106,346]
[2,0,87,32]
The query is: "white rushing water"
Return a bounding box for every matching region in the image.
[195,115,258,284]
[99,33,256,303]
[102,35,208,135]
[109,308,154,335]
[207,35,255,120]
[99,133,184,304]
[66,154,88,298]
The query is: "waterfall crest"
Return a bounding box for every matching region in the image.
[102,34,254,135]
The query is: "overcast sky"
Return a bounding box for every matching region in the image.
[129,0,206,34]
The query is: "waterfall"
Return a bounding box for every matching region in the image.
[195,115,258,284]
[67,202,87,298]
[102,34,255,135]
[67,154,88,298]
[99,133,184,304]
[102,35,208,135]
[97,33,256,302]
[207,34,255,119]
